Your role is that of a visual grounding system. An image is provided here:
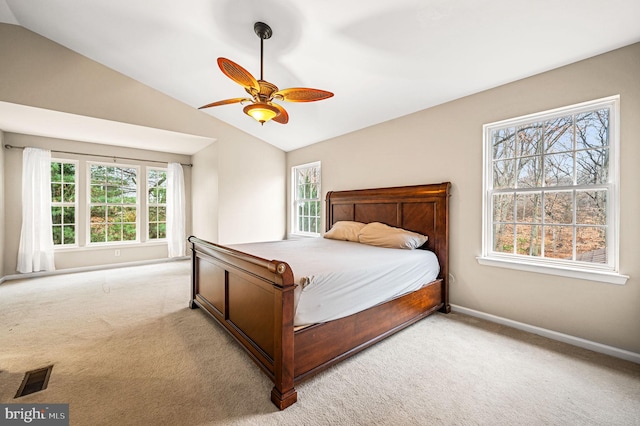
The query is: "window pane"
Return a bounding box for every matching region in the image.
[91,185,106,203]
[91,225,105,242]
[517,156,542,188]
[149,223,158,239]
[576,109,609,150]
[517,124,543,157]
[157,206,166,221]
[63,183,75,202]
[123,207,136,222]
[52,206,62,224]
[576,148,608,185]
[52,226,62,245]
[544,191,573,224]
[576,191,606,226]
[51,183,62,202]
[106,167,118,184]
[544,153,574,187]
[91,166,106,184]
[515,192,541,223]
[515,224,541,256]
[108,206,122,223]
[544,116,573,154]
[157,223,166,239]
[63,225,75,245]
[91,206,106,223]
[63,206,75,224]
[51,162,62,182]
[123,224,136,241]
[544,225,573,259]
[107,224,122,242]
[149,206,157,222]
[493,193,514,222]
[157,187,166,204]
[493,223,514,253]
[493,160,516,189]
[576,227,606,264]
[123,168,137,185]
[62,163,76,182]
[492,127,516,160]
[106,185,123,203]
[123,186,137,204]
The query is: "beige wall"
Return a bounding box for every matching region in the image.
[0,23,287,273]
[287,43,640,354]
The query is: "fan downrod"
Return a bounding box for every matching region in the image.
[254,22,272,39]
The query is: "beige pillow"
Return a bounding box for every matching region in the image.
[324,221,366,242]
[358,222,428,249]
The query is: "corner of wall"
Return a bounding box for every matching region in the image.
[0,131,5,279]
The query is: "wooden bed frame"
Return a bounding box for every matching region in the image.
[188,182,450,409]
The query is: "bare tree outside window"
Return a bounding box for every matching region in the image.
[484,97,618,274]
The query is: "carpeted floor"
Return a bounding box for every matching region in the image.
[1,261,638,425]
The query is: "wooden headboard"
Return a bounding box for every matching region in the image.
[325,182,451,284]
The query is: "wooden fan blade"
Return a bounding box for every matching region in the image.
[273,87,334,103]
[198,98,250,109]
[217,58,259,92]
[272,103,289,124]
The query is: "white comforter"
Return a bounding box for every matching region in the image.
[227,238,440,326]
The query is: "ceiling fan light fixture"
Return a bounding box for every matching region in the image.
[243,102,280,124]
[198,21,332,125]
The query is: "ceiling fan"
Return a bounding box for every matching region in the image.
[199,22,334,125]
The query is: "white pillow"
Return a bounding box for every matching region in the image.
[323,221,366,242]
[358,222,428,249]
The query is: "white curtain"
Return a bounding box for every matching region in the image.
[166,162,186,258]
[17,147,56,273]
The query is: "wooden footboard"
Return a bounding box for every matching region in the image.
[188,236,298,409]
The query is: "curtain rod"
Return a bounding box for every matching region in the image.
[3,144,193,167]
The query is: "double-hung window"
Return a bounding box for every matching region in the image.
[88,163,139,243]
[292,161,321,236]
[147,167,167,240]
[51,160,78,246]
[479,96,626,284]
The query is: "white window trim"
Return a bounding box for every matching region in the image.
[86,161,141,246]
[478,95,628,285]
[51,159,79,248]
[291,161,321,237]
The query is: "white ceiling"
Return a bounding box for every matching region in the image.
[1,0,639,153]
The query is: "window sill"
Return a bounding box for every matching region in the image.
[476,256,629,285]
[55,241,167,252]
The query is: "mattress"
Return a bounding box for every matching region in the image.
[227,237,440,326]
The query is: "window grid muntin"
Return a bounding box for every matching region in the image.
[485,97,617,271]
[88,162,139,245]
[51,160,78,246]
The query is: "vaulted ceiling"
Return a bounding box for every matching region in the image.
[1,0,639,152]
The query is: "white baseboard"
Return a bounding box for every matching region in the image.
[450,304,640,365]
[0,256,190,283]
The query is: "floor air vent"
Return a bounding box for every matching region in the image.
[15,365,53,398]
